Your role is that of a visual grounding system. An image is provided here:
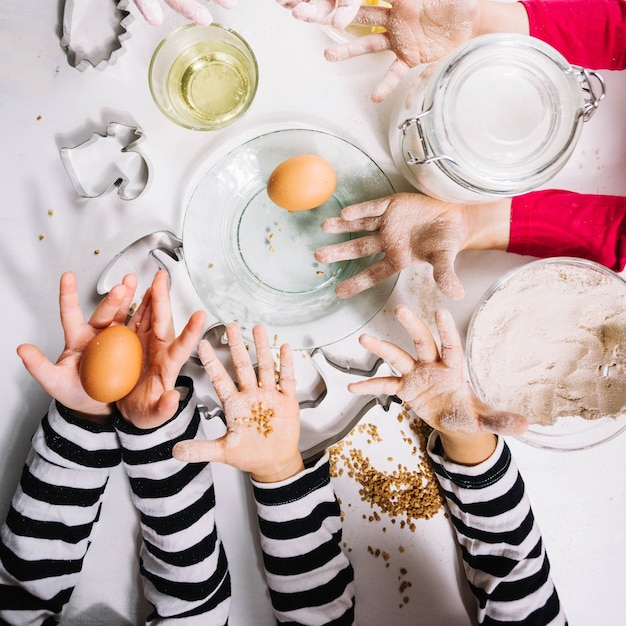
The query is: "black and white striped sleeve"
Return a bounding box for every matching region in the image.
[0,400,121,625]
[114,377,230,625]
[252,453,355,626]
[428,433,568,626]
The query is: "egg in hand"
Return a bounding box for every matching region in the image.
[267,154,337,211]
[79,325,143,403]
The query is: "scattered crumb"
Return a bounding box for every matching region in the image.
[94,249,100,255]
[36,115,42,121]
[47,209,54,216]
[38,234,45,240]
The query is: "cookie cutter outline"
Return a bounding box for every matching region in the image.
[60,122,150,201]
[61,0,134,71]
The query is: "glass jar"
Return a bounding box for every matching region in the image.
[388,34,605,203]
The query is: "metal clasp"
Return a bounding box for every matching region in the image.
[574,67,606,121]
[399,109,457,167]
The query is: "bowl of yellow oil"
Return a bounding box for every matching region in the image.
[149,23,258,131]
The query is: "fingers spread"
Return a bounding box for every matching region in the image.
[59,272,86,335]
[225,323,257,389]
[198,339,238,400]
[334,258,394,298]
[173,438,224,463]
[166,0,213,25]
[434,309,463,370]
[329,0,362,29]
[394,304,440,363]
[371,58,409,102]
[315,235,382,264]
[358,332,414,374]
[16,344,50,382]
[348,376,400,397]
[148,270,175,341]
[169,310,206,369]
[253,325,276,389]
[133,0,164,25]
[292,0,335,22]
[278,343,296,396]
[324,32,390,62]
[341,196,390,221]
[478,411,528,436]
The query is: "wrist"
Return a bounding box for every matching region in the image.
[251,454,305,483]
[64,405,115,426]
[475,1,530,37]
[438,431,497,466]
[462,198,512,250]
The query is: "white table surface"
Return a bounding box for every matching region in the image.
[1,2,626,625]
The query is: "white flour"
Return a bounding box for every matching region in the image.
[468,261,626,426]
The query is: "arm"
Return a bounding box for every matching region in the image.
[115,271,231,623]
[252,453,355,625]
[518,0,626,69]
[172,322,355,624]
[116,379,231,624]
[316,193,511,301]
[347,305,565,623]
[0,403,120,624]
[509,190,626,272]
[428,434,566,625]
[0,272,136,623]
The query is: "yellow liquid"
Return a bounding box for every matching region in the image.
[166,41,254,128]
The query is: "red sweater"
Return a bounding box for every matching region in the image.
[509,0,626,271]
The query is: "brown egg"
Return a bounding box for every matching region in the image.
[267,154,337,211]
[79,325,143,403]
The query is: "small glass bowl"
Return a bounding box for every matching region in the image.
[148,24,258,131]
[466,258,626,451]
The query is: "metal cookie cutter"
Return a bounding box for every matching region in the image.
[61,0,134,71]
[60,122,150,201]
[300,349,401,463]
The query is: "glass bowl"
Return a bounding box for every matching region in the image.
[466,257,626,450]
[182,128,397,349]
[149,24,258,130]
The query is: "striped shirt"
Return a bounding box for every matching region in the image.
[428,433,568,625]
[0,378,564,625]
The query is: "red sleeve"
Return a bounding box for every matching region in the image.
[509,190,626,271]
[520,0,626,69]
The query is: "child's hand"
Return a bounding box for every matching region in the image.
[278,0,362,30]
[17,272,137,422]
[116,270,205,429]
[348,305,527,464]
[316,192,467,300]
[173,322,304,483]
[323,0,478,101]
[132,0,236,26]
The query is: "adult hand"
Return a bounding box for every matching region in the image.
[173,322,304,483]
[17,272,137,421]
[277,0,362,30]
[348,306,527,462]
[132,0,236,26]
[316,192,467,300]
[323,0,478,101]
[117,270,206,429]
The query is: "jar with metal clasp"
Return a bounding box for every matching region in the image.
[388,33,605,203]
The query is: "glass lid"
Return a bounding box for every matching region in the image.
[182,128,397,349]
[423,34,585,194]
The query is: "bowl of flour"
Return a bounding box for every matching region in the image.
[467,257,626,450]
